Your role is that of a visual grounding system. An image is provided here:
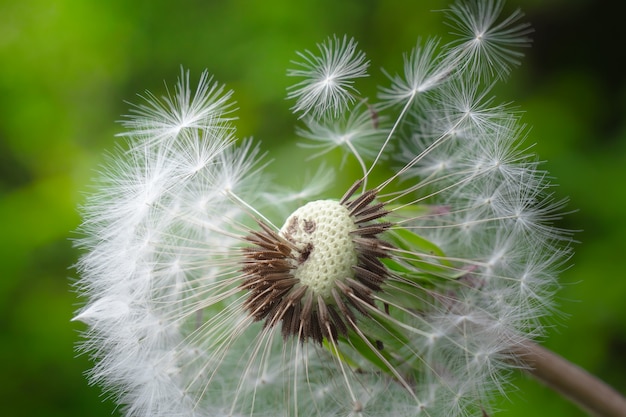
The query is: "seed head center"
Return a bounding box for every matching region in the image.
[280,200,358,299]
[241,184,392,343]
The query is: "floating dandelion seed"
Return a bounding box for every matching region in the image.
[74,2,626,417]
[287,35,369,119]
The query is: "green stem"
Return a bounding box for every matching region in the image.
[511,340,626,417]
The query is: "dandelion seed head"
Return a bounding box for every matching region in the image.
[74,2,573,416]
[240,185,393,344]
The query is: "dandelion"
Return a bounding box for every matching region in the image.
[73,1,626,417]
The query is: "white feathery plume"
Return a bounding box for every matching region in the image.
[287,35,369,119]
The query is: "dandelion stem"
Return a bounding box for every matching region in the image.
[511,340,626,417]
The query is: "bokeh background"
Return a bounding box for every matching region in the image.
[1,0,625,416]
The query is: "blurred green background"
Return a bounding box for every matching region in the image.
[1,0,624,416]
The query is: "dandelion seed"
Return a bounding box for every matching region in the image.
[287,35,369,119]
[74,2,575,417]
[443,0,534,80]
[119,67,236,147]
[297,102,387,171]
[378,38,442,106]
